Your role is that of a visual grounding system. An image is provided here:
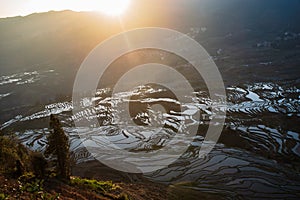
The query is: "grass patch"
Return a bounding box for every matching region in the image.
[0,193,9,200]
[70,177,130,200]
[17,173,60,200]
[70,177,120,193]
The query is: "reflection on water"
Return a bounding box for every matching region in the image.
[148,145,300,199]
[2,81,300,198]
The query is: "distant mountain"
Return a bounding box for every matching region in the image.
[1,0,299,72]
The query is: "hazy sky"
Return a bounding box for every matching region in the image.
[0,0,131,18]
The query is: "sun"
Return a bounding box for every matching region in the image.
[94,0,131,16]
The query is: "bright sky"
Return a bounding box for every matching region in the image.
[0,0,131,18]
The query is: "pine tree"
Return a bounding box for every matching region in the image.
[45,114,70,180]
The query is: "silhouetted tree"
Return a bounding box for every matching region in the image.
[30,151,47,178]
[45,114,70,180]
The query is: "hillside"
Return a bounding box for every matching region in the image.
[1,1,300,124]
[0,133,217,200]
[1,1,300,199]
[0,126,168,200]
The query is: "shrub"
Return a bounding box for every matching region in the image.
[0,135,29,176]
[20,179,44,193]
[30,151,48,178]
